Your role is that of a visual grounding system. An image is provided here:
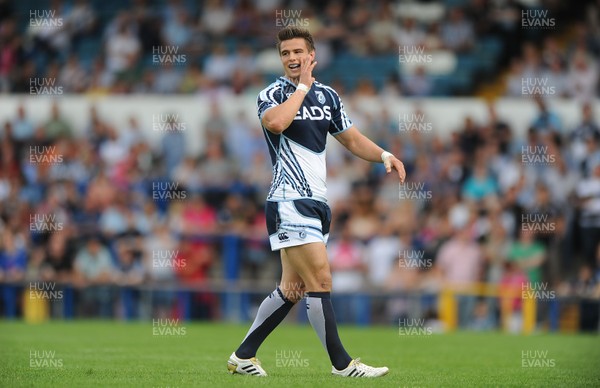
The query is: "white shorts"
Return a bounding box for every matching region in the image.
[265,199,331,251]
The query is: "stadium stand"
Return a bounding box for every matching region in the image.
[1,0,599,333]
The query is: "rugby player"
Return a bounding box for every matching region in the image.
[227,26,406,378]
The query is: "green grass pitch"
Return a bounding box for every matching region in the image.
[1,321,599,387]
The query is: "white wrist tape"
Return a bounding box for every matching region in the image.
[297,83,309,93]
[381,151,393,167]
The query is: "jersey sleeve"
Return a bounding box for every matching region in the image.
[257,84,284,120]
[328,90,353,135]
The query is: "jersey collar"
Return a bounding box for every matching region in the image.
[279,76,305,90]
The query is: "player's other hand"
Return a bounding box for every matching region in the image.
[384,154,406,183]
[299,56,316,88]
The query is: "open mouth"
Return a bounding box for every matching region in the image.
[288,64,300,70]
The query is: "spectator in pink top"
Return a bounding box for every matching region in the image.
[180,194,218,237]
[435,221,482,286]
[499,261,528,333]
[328,223,367,323]
[435,205,482,327]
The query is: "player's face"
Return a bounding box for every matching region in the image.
[279,38,314,79]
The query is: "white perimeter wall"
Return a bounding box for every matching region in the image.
[0,94,598,155]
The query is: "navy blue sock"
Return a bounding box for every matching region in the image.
[306,291,352,370]
[236,288,294,359]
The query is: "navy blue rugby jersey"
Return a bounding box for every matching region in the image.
[257,77,353,202]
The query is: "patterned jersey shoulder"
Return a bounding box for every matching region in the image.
[312,81,343,108]
[257,80,285,119]
[312,81,353,135]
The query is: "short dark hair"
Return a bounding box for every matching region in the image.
[276,26,315,54]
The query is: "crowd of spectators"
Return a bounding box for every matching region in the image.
[0,0,596,97]
[1,94,600,325]
[325,96,600,328]
[0,0,599,328]
[0,99,278,319]
[504,31,600,102]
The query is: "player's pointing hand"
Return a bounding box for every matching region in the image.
[382,152,406,183]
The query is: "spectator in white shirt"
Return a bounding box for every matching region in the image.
[203,44,235,84]
[441,8,474,53]
[200,0,233,37]
[105,23,141,74]
[393,17,426,49]
[568,50,599,103]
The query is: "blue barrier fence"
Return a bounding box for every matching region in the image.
[3,281,599,333]
[2,235,599,332]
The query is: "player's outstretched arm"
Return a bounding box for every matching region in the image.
[262,56,317,134]
[334,126,406,182]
